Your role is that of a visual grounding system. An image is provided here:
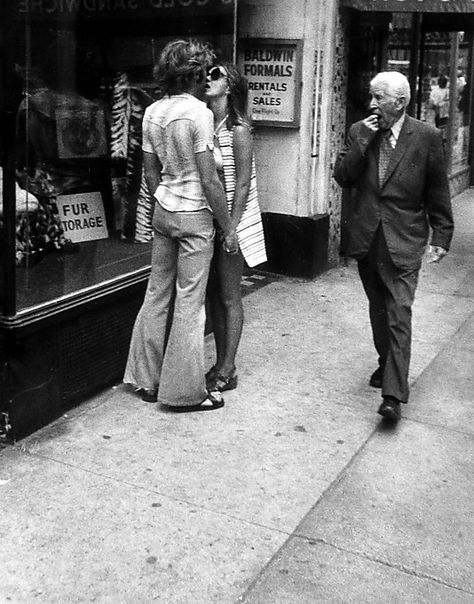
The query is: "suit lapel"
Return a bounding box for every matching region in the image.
[381,116,414,186]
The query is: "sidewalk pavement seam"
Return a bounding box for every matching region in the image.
[10,448,296,538]
[450,309,474,342]
[400,415,474,438]
[235,426,381,603]
[284,536,474,598]
[236,300,474,604]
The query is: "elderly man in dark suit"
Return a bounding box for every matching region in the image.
[334,71,454,423]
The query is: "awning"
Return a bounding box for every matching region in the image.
[342,0,474,12]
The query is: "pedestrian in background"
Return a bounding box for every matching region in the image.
[124,39,238,412]
[429,75,449,128]
[205,62,267,392]
[334,71,454,422]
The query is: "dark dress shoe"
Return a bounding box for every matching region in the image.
[378,396,401,422]
[370,367,383,388]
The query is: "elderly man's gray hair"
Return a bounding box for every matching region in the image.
[371,71,411,107]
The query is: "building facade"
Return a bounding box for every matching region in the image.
[1,0,473,439]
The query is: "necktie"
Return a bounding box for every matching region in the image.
[378,129,393,185]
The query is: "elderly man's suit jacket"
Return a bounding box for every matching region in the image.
[334,115,454,270]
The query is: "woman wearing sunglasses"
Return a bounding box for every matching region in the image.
[205,63,267,392]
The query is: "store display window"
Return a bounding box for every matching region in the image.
[451,33,471,172]
[386,16,472,175]
[1,0,235,314]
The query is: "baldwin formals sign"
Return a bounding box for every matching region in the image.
[238,39,302,128]
[56,192,109,243]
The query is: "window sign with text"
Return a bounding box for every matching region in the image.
[56,192,109,243]
[17,0,235,20]
[238,39,302,128]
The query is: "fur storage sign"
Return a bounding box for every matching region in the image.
[56,192,109,243]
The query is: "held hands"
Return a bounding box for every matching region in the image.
[426,245,448,264]
[223,229,239,254]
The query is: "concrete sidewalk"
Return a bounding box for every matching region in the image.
[1,190,473,603]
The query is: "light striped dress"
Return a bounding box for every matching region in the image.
[216,124,267,268]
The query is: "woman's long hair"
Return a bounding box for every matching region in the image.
[154,39,215,97]
[221,62,250,128]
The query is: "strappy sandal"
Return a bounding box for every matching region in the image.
[208,370,238,392]
[168,390,225,413]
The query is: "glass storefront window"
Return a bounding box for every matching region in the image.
[419,31,451,129]
[451,32,471,172]
[386,18,472,176]
[2,1,235,313]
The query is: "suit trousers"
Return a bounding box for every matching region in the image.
[124,203,215,406]
[357,229,419,403]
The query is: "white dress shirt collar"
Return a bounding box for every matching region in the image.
[390,113,406,142]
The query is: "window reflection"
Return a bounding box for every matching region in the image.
[6,11,233,311]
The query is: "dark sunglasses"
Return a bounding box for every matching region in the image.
[207,66,227,81]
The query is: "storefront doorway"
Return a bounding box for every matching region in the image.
[341,3,474,254]
[344,9,473,177]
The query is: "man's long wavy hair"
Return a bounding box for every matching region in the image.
[154,39,215,97]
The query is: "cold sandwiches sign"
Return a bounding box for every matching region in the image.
[17,0,234,18]
[238,39,302,128]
